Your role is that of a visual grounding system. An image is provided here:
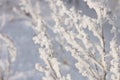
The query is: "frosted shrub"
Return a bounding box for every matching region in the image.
[0,34,17,80]
[1,0,119,80]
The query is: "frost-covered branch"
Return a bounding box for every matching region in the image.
[2,0,119,80]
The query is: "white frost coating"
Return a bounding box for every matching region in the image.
[32,0,120,80]
[0,0,120,80]
[0,34,17,62]
[0,33,17,80]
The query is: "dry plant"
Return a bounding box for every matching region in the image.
[0,34,17,80]
[0,0,120,80]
